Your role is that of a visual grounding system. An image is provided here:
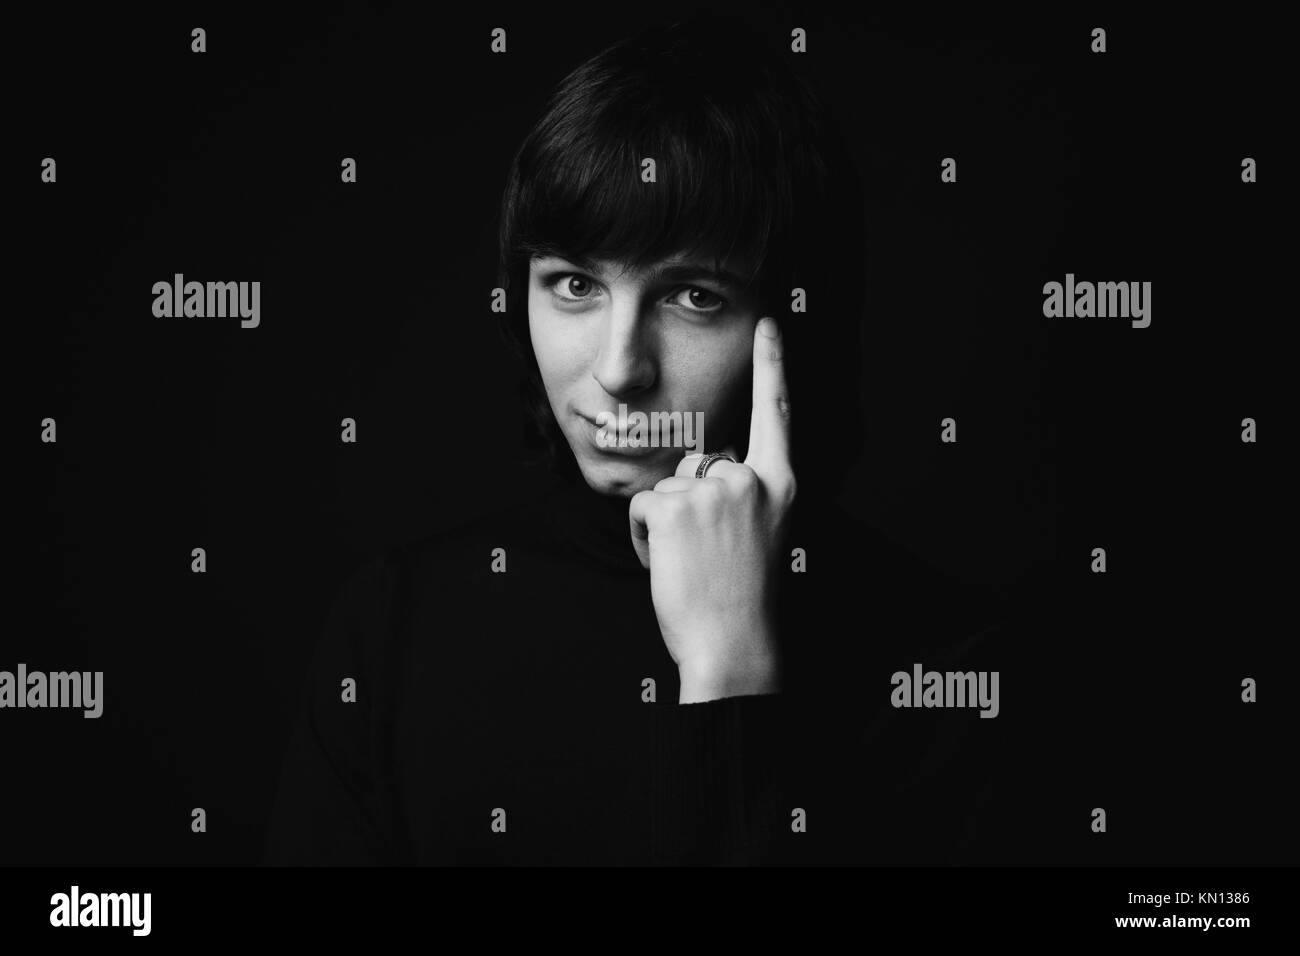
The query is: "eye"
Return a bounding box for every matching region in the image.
[669,286,727,314]
[549,273,599,301]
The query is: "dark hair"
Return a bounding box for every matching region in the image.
[496,14,865,500]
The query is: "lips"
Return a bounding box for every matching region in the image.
[579,411,659,456]
[579,410,622,432]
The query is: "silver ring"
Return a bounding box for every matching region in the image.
[694,452,737,479]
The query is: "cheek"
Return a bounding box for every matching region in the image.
[528,302,585,391]
[664,331,753,421]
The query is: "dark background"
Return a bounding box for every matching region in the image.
[12,5,1290,865]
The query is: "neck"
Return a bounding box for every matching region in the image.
[542,456,648,574]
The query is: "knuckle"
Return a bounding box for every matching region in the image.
[766,471,796,509]
[774,392,792,423]
[660,493,690,522]
[734,466,760,492]
[695,476,726,503]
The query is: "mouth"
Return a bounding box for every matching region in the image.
[577,412,662,457]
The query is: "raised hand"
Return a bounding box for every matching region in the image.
[628,316,797,703]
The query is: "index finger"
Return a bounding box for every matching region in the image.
[744,316,792,479]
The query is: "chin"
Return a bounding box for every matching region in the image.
[574,454,674,498]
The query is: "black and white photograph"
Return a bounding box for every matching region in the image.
[9,3,1291,941]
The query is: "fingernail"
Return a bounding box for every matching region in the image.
[758,317,779,338]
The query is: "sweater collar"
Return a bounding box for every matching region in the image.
[541,463,649,575]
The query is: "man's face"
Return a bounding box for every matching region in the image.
[528,250,762,497]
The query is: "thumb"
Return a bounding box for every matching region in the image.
[627,490,654,569]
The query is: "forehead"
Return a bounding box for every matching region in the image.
[532,248,755,284]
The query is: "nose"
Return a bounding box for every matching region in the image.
[591,295,656,398]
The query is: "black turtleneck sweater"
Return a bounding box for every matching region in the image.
[263,466,1007,865]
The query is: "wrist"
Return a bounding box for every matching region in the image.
[678,647,782,703]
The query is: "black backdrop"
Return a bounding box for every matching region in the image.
[13,5,1289,866]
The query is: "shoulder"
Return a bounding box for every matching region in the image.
[787,497,999,607]
[317,474,562,647]
[781,497,1007,669]
[342,474,558,588]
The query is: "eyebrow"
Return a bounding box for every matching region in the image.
[537,255,750,291]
